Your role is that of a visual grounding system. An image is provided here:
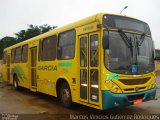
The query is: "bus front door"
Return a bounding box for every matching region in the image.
[79,32,100,106]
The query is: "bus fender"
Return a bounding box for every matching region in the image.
[55,77,72,98]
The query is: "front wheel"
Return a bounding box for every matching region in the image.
[60,82,72,108]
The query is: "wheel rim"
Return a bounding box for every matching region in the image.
[62,88,70,102]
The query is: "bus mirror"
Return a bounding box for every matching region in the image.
[155,50,160,60]
[103,31,109,49]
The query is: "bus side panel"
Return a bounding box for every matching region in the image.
[14,63,29,88]
[2,63,7,81]
[56,59,79,102]
[37,61,57,96]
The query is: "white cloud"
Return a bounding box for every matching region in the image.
[0,0,160,48]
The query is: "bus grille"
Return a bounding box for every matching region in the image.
[124,87,146,92]
[118,77,150,85]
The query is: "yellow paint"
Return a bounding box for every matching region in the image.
[1,13,156,110]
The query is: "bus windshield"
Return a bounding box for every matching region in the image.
[104,30,154,74]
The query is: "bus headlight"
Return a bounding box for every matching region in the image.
[105,80,122,93]
[113,88,119,92]
[109,83,114,88]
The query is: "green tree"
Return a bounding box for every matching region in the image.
[0,24,56,59]
[15,24,56,42]
[0,36,17,59]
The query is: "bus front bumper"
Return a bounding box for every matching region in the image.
[102,87,156,110]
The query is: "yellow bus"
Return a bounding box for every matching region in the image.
[2,13,157,110]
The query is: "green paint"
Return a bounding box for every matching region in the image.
[63,68,69,73]
[102,87,156,110]
[12,65,27,81]
[58,62,73,67]
[106,74,119,81]
[72,78,76,84]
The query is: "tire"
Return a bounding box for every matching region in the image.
[60,82,72,108]
[13,75,19,90]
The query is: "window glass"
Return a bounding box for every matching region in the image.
[57,30,75,59]
[15,47,21,63]
[80,69,87,99]
[90,69,99,102]
[21,45,28,62]
[90,34,98,67]
[11,49,15,63]
[80,37,87,67]
[41,36,57,61]
[103,15,151,34]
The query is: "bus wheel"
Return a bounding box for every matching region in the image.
[13,75,19,90]
[60,82,72,108]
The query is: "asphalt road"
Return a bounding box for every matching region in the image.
[0,75,160,120]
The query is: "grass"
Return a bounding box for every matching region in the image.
[0,76,2,81]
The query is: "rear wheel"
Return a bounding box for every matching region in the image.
[60,82,72,108]
[13,75,19,90]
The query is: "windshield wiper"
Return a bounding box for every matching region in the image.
[118,29,133,56]
[136,33,146,55]
[138,33,146,46]
[118,29,131,47]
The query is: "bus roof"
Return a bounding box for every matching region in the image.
[4,13,147,51]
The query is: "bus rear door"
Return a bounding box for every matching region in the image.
[6,54,10,82]
[30,47,37,91]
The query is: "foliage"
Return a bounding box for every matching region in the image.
[0,24,56,59]
[0,37,17,59]
[15,24,54,42]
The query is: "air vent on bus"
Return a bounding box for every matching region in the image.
[124,87,146,92]
[119,77,150,85]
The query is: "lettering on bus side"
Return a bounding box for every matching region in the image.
[38,66,57,71]
[58,62,73,67]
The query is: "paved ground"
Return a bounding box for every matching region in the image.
[0,73,160,120]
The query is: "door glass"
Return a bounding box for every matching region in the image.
[90,33,99,103]
[80,37,87,67]
[90,35,98,67]
[31,48,37,87]
[80,69,87,99]
[90,69,99,102]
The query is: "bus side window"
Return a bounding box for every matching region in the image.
[14,47,21,63]
[21,45,28,62]
[11,49,15,63]
[57,46,62,59]
[41,35,57,61]
[57,30,76,60]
